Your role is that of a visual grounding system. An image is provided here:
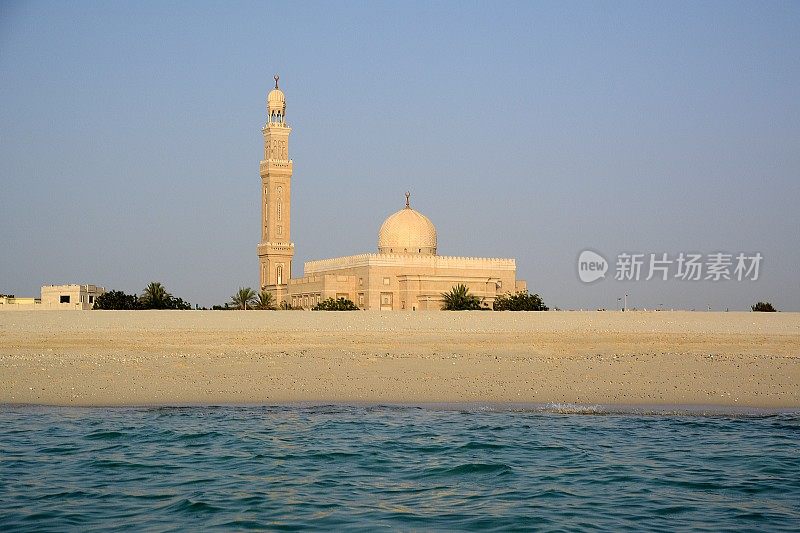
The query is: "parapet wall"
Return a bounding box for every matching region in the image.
[305,253,516,274]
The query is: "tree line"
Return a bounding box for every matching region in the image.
[226,287,358,310]
[92,281,776,312]
[93,283,550,311]
[93,282,191,310]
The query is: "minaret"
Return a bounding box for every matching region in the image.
[257,75,294,304]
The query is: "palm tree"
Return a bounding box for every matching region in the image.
[253,290,276,310]
[140,282,172,309]
[441,284,482,310]
[231,287,257,310]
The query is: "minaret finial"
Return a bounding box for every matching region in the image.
[274,74,279,89]
[405,191,410,208]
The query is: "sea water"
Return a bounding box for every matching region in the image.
[1,405,798,531]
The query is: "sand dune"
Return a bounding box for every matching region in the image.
[1,310,797,407]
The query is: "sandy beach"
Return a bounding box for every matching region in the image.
[0,310,798,408]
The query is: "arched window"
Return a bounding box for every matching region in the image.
[277,265,283,285]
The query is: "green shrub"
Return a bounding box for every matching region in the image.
[493,290,549,311]
[312,297,360,311]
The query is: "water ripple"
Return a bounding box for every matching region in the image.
[0,405,798,531]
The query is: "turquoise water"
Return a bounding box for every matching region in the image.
[1,405,798,531]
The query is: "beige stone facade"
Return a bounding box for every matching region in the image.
[1,284,105,311]
[289,254,526,311]
[258,79,525,310]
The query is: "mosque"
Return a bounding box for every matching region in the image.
[258,77,525,310]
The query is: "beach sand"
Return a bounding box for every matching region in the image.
[0,311,798,408]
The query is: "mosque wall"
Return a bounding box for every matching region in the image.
[288,258,519,310]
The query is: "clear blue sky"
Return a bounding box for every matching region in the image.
[2,1,798,310]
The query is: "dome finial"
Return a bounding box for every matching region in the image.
[274,74,279,89]
[405,191,410,209]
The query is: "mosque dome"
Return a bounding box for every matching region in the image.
[378,194,437,255]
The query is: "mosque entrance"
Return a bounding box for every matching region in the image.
[380,292,393,311]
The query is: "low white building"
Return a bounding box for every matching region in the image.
[40,284,105,310]
[0,296,40,310]
[0,284,105,310]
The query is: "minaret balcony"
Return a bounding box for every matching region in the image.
[260,160,293,172]
[258,241,295,254]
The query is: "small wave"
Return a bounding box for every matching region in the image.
[84,430,126,440]
[533,488,580,499]
[734,511,768,521]
[33,490,93,501]
[253,452,304,461]
[87,458,148,470]
[308,451,360,460]
[458,441,505,451]
[217,518,267,530]
[37,445,81,455]
[176,430,224,441]
[161,498,223,514]
[428,463,512,477]
[652,504,696,516]
[393,444,449,453]
[540,403,607,415]
[666,479,724,491]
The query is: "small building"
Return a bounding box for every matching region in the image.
[40,284,105,310]
[0,296,41,310]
